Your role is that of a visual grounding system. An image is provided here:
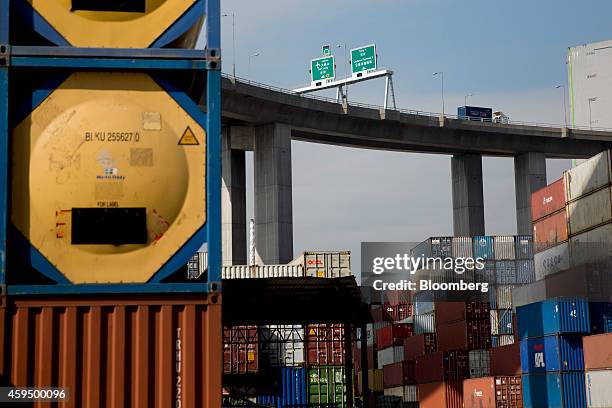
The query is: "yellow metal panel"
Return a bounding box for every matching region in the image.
[28,0,199,48]
[12,72,206,283]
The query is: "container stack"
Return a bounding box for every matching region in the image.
[583,332,612,407]
[517,298,590,408]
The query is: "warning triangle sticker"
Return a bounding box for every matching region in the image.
[178,126,200,145]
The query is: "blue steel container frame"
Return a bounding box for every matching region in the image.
[0,0,222,294]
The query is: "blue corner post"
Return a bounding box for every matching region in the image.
[206,0,222,287]
[0,0,10,291]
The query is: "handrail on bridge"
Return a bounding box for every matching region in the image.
[222,73,612,133]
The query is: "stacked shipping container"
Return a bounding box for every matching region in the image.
[583,332,612,407]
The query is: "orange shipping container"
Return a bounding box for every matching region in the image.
[583,332,612,370]
[531,178,566,222]
[0,294,222,408]
[418,380,463,408]
[463,376,523,408]
[532,210,568,253]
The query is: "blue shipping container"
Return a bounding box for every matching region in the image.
[520,335,584,373]
[495,260,517,284]
[458,106,493,121]
[589,302,612,334]
[517,298,590,339]
[515,235,534,259]
[473,236,495,260]
[476,260,496,285]
[516,259,536,284]
[412,236,453,258]
[499,310,514,335]
[256,367,307,408]
[522,371,586,408]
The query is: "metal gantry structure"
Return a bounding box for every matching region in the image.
[0,0,222,296]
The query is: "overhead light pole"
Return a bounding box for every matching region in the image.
[248,51,260,79]
[433,71,445,117]
[222,13,236,78]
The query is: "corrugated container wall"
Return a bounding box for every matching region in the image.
[533,211,568,253]
[567,186,612,235]
[404,333,437,360]
[531,178,566,221]
[585,370,612,408]
[534,242,570,280]
[413,313,436,334]
[0,295,222,408]
[490,343,521,376]
[290,251,351,278]
[452,237,473,258]
[517,298,590,339]
[564,150,611,201]
[308,366,346,407]
[516,235,534,259]
[222,264,303,279]
[473,236,495,259]
[256,367,307,408]
[583,332,612,369]
[521,371,586,408]
[463,376,523,408]
[494,236,517,259]
[519,335,584,373]
[568,222,612,268]
[418,380,464,408]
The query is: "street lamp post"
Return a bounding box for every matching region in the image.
[248,52,260,79]
[222,13,236,78]
[433,72,445,117]
[588,97,597,129]
[464,93,474,107]
[556,85,567,128]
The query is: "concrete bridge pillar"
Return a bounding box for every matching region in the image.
[254,123,294,264]
[221,126,247,265]
[514,152,547,235]
[451,154,485,236]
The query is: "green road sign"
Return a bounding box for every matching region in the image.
[351,44,377,75]
[311,56,335,83]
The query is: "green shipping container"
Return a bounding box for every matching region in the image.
[308,366,347,407]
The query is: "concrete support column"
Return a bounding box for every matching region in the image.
[514,152,547,235]
[221,127,247,265]
[451,154,485,236]
[254,123,293,264]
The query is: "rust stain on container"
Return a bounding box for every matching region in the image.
[0,294,222,408]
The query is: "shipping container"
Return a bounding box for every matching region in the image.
[493,285,515,310]
[11,72,208,284]
[491,310,500,335]
[223,326,258,374]
[492,335,515,348]
[404,333,437,360]
[376,395,402,408]
[496,261,518,284]
[412,236,453,258]
[534,242,570,280]
[383,361,416,387]
[187,251,208,279]
[567,186,612,235]
[517,298,591,339]
[494,236,517,260]
[435,301,490,326]
[476,260,497,284]
[306,324,344,366]
[498,309,514,334]
[533,211,569,253]
[413,312,436,334]
[222,264,303,279]
[357,369,384,394]
[468,349,490,378]
[308,366,346,407]
[418,380,464,408]
[376,324,413,349]
[490,343,522,376]
[589,303,612,334]
[585,369,612,408]
[256,367,307,408]
[565,150,611,202]
[569,223,612,269]
[452,237,474,258]
[532,178,567,222]
[516,259,536,284]
[382,303,413,321]
[404,385,418,402]
[520,335,584,373]
[0,294,222,408]
[437,320,492,351]
[473,236,495,259]
[377,346,404,369]
[259,325,305,367]
[522,371,586,408]
[463,376,523,408]
[516,235,534,259]
[415,350,469,383]
[512,281,547,310]
[458,106,493,121]
[583,332,612,369]
[290,251,351,278]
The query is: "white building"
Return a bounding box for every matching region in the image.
[568,40,612,130]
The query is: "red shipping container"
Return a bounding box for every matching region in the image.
[418,380,464,408]
[306,324,344,366]
[353,345,376,370]
[383,303,413,321]
[463,376,523,408]
[532,210,568,252]
[489,343,521,376]
[223,326,258,374]
[416,350,469,383]
[371,306,391,323]
[404,333,437,360]
[383,289,411,306]
[583,332,612,370]
[435,301,490,325]
[376,323,413,349]
[531,177,566,222]
[383,360,416,387]
[437,320,491,351]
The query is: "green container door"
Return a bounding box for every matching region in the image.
[308,366,347,407]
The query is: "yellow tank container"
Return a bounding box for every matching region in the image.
[11,72,206,284]
[26,0,203,48]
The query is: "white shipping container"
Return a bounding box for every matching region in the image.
[495,335,515,347]
[222,264,304,279]
[403,385,418,402]
[534,242,570,280]
[377,346,404,369]
[383,386,404,398]
[468,350,490,378]
[259,325,304,367]
[568,186,612,236]
[565,150,611,202]
[413,313,436,335]
[494,236,516,260]
[452,237,473,258]
[586,370,612,408]
[495,285,515,310]
[490,310,500,335]
[289,251,351,277]
[569,223,612,269]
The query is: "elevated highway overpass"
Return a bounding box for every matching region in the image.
[215,75,612,265]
